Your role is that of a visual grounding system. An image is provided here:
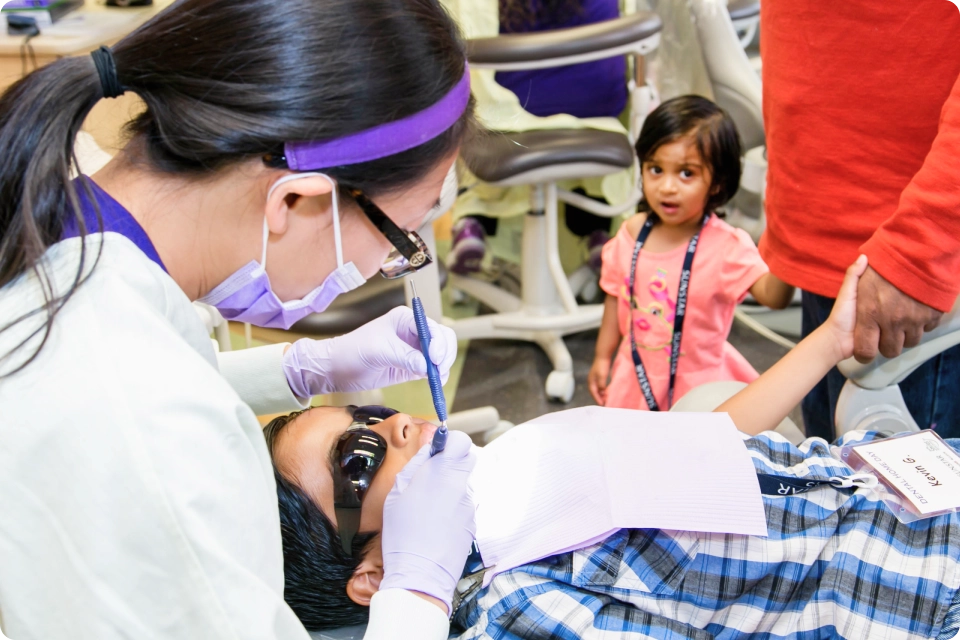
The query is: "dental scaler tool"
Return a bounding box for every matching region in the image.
[409,282,448,456]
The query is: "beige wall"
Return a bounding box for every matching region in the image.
[0,55,143,154]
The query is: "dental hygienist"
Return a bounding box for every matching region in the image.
[0,1,480,639]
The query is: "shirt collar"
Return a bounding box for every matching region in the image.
[62,177,167,273]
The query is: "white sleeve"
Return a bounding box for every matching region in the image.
[217,343,310,416]
[363,590,450,640]
[0,296,314,640]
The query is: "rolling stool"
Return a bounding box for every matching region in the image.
[449,12,663,403]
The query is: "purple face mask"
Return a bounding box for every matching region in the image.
[198,173,365,330]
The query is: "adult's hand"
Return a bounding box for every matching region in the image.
[379,431,478,614]
[282,306,457,397]
[853,266,943,363]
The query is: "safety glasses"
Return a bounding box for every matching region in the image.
[333,405,398,555]
[344,187,434,279]
[259,153,434,280]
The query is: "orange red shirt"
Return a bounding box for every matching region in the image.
[759,0,960,312]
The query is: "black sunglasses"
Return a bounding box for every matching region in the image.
[333,405,398,555]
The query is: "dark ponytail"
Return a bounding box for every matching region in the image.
[0,56,110,377]
[0,0,474,378]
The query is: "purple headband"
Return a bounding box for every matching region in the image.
[285,64,471,170]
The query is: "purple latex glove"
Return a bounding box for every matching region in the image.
[282,306,457,397]
[379,431,478,613]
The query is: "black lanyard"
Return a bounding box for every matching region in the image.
[628,213,708,411]
[756,473,877,496]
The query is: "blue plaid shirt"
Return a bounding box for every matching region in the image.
[452,431,960,640]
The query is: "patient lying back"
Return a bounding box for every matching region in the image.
[264,406,960,639]
[263,406,438,630]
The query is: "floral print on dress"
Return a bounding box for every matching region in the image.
[619,268,682,362]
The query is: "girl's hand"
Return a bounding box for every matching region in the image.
[824,255,868,361]
[588,358,611,405]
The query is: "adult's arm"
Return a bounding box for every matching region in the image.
[364,590,450,640]
[217,344,310,416]
[856,70,960,360]
[217,307,458,416]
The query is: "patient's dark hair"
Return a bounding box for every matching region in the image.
[264,411,377,631]
[635,95,742,216]
[0,0,474,379]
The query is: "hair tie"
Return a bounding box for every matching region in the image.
[90,46,124,99]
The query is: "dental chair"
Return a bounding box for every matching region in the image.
[835,299,960,435]
[306,302,960,640]
[450,12,663,403]
[673,298,960,442]
[310,626,365,640]
[302,301,960,640]
[670,380,807,445]
[686,0,802,341]
[727,0,760,49]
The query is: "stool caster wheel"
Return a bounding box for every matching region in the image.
[580,278,600,303]
[545,370,575,403]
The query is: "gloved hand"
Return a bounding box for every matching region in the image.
[282,306,457,397]
[379,431,478,613]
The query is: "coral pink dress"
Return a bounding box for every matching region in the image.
[599,214,770,410]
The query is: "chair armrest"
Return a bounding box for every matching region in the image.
[467,12,662,71]
[727,0,760,23]
[839,298,960,390]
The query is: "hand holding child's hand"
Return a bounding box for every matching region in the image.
[825,255,869,362]
[588,358,611,405]
[853,266,943,363]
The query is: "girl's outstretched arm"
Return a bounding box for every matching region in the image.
[717,256,868,436]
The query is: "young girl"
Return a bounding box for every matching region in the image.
[589,95,794,410]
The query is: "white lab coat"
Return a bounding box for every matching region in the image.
[0,233,448,640]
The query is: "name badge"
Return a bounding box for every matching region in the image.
[843,430,960,523]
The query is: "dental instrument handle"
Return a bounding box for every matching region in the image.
[430,424,448,458]
[409,282,449,456]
